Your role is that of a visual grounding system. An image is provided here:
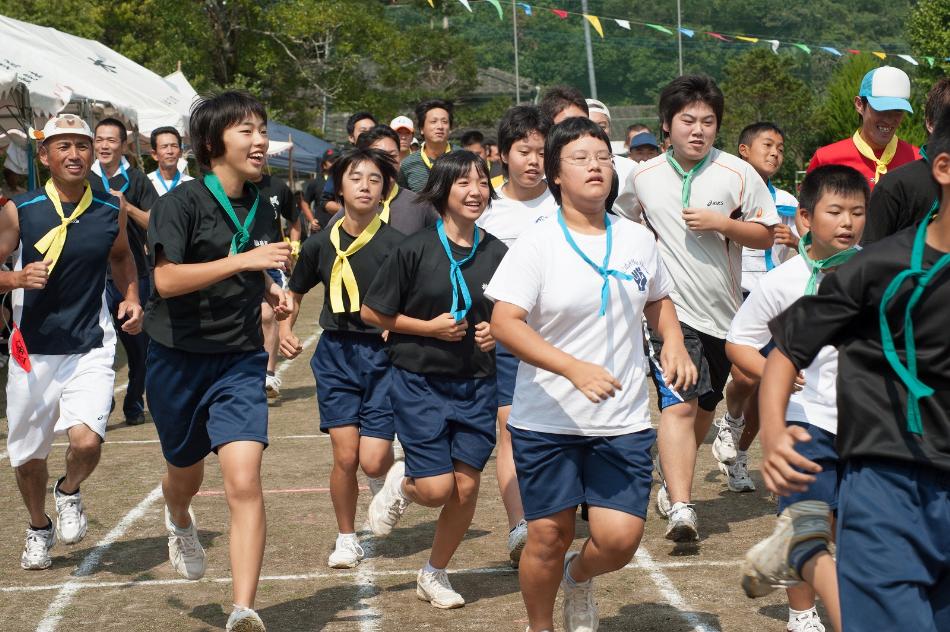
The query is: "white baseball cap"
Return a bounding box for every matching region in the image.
[586,98,611,120]
[29,114,94,143]
[390,116,414,133]
[859,66,913,113]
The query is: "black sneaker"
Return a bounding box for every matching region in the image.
[125,413,147,426]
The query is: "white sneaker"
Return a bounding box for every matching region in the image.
[21,521,56,570]
[787,611,826,632]
[164,505,207,580]
[507,519,528,568]
[656,484,672,519]
[54,480,88,545]
[666,502,699,542]
[711,416,742,465]
[226,606,266,632]
[328,535,364,569]
[393,437,405,462]
[367,476,386,498]
[265,374,281,401]
[654,456,671,519]
[367,461,410,537]
[721,452,756,492]
[741,500,832,598]
[561,552,598,632]
[416,567,465,608]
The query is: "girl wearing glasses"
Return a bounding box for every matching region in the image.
[486,117,695,632]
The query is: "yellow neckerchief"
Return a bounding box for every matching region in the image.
[329,213,383,313]
[419,142,451,170]
[381,184,399,223]
[852,130,898,183]
[34,180,94,274]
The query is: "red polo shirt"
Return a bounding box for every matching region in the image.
[806,136,920,189]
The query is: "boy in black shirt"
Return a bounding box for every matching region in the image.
[361,151,507,609]
[757,109,950,631]
[144,91,291,632]
[279,148,403,570]
[90,118,159,425]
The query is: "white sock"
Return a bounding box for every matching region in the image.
[368,475,385,488]
[423,560,443,574]
[394,477,409,501]
[336,532,357,547]
[725,412,745,427]
[788,606,817,623]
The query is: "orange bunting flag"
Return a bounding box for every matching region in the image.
[584,14,604,38]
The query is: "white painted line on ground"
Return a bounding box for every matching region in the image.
[49,434,328,449]
[35,484,164,632]
[4,559,744,596]
[633,546,720,632]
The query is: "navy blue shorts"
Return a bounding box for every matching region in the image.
[266,268,286,287]
[509,424,656,521]
[146,341,269,468]
[777,421,840,513]
[312,331,394,440]
[389,367,497,478]
[837,459,950,632]
[495,341,518,408]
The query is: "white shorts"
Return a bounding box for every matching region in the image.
[6,342,116,467]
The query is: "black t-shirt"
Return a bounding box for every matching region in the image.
[770,226,950,471]
[863,159,939,245]
[144,178,278,353]
[288,221,404,334]
[89,163,158,277]
[362,225,508,378]
[254,174,297,241]
[327,187,439,236]
[303,175,324,207]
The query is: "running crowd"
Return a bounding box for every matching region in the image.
[1,63,949,632]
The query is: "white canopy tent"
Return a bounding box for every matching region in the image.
[0,14,189,137]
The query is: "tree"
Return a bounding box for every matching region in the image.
[720,49,816,182]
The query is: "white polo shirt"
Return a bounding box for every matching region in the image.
[486,214,673,436]
[726,256,839,434]
[476,185,558,247]
[741,186,799,293]
[618,148,779,338]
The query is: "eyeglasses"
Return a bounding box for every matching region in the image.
[561,152,614,166]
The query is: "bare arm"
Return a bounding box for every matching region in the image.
[643,296,697,391]
[109,205,143,333]
[682,207,775,249]
[153,241,292,298]
[0,201,52,293]
[360,304,466,341]
[725,342,767,380]
[758,347,821,495]
[278,291,304,358]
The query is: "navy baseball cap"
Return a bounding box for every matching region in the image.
[630,132,659,149]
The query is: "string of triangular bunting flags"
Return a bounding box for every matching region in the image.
[420,0,948,66]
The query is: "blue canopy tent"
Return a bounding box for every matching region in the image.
[266,121,332,175]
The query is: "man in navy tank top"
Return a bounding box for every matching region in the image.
[0,114,142,571]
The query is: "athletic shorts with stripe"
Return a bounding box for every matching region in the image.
[5,342,115,467]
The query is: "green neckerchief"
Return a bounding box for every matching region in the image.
[796,232,860,296]
[665,148,711,207]
[203,173,259,255]
[879,207,948,436]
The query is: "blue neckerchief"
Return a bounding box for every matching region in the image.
[556,208,633,316]
[436,218,480,322]
[100,161,129,194]
[158,170,181,193]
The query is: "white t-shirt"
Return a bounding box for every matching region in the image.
[741,186,799,293]
[611,154,638,217]
[618,148,779,338]
[726,256,838,434]
[476,185,558,247]
[148,169,194,196]
[485,214,673,436]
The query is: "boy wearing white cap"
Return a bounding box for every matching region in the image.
[0,114,142,570]
[391,115,415,161]
[807,66,920,188]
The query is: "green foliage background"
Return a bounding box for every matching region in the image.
[1,0,946,176]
